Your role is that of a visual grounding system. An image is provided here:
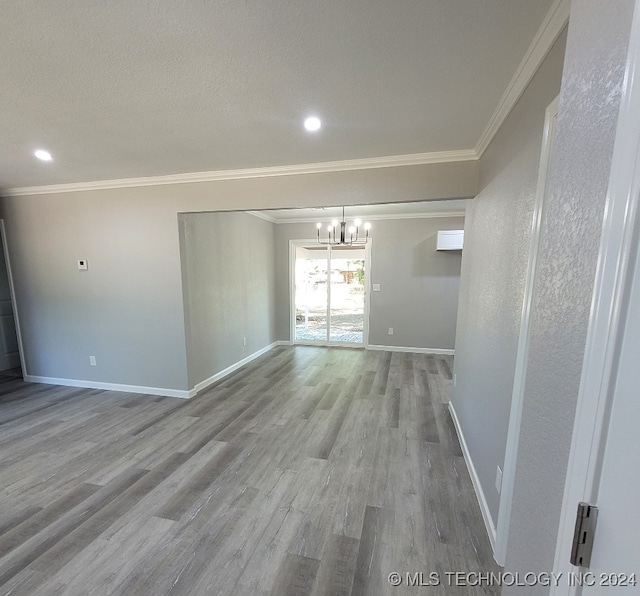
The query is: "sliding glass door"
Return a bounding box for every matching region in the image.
[294,246,329,342]
[293,244,368,346]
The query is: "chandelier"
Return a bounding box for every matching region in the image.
[316,207,371,245]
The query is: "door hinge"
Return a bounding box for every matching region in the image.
[570,502,598,567]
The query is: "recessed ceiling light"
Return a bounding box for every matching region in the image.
[304,116,322,132]
[34,149,53,162]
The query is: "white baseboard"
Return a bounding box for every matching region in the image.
[188,340,286,397]
[448,401,497,552]
[23,375,191,399]
[366,344,454,355]
[26,342,450,401]
[23,341,289,400]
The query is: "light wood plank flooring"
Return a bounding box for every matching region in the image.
[0,346,499,595]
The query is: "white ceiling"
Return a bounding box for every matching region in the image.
[2,1,554,189]
[252,199,470,223]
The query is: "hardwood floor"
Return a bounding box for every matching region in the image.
[0,347,499,595]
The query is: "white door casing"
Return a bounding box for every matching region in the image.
[552,0,640,592]
[578,218,640,591]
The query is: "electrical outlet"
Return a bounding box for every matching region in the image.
[372,283,381,292]
[388,327,394,335]
[243,337,247,346]
[77,259,88,270]
[496,465,503,494]
[89,355,96,366]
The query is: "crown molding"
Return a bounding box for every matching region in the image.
[261,210,466,224]
[7,149,478,197]
[247,210,278,223]
[474,0,570,157]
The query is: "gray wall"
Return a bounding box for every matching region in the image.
[0,160,476,392]
[505,0,635,589]
[0,190,191,391]
[452,29,567,528]
[179,211,276,388]
[275,216,464,350]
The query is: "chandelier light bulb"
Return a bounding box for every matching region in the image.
[349,226,355,234]
[364,222,372,230]
[316,222,322,229]
[331,219,339,228]
[354,218,362,227]
[327,225,333,232]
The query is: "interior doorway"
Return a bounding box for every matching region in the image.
[290,241,370,347]
[0,221,23,379]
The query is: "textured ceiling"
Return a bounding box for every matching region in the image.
[1,1,554,188]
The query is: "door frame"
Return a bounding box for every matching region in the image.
[0,220,27,376]
[494,95,559,565]
[551,1,640,592]
[289,238,371,348]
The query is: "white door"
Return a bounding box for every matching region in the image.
[551,1,640,591]
[579,244,640,592]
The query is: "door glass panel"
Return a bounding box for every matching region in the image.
[329,247,365,343]
[295,246,328,342]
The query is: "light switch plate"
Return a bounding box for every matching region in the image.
[372,283,381,291]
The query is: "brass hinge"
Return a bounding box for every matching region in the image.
[570,502,598,567]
